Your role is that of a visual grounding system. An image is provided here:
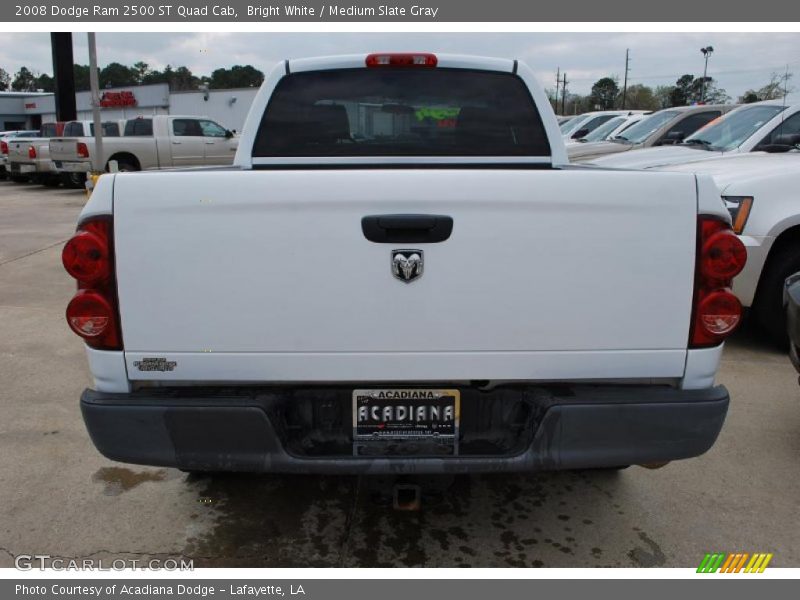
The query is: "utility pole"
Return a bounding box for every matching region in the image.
[621,49,630,110]
[50,33,77,122]
[561,73,568,115]
[700,46,714,103]
[88,33,104,174]
[555,67,560,113]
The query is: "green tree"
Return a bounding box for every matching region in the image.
[11,66,37,92]
[589,77,619,109]
[73,64,91,91]
[140,64,198,91]
[141,67,168,86]
[0,68,10,91]
[208,65,265,89]
[669,74,695,106]
[619,84,658,111]
[654,85,675,108]
[99,62,137,88]
[740,72,793,103]
[169,66,199,91]
[33,73,54,92]
[132,61,151,84]
[692,77,730,104]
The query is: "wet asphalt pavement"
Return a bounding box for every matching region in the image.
[1,180,799,568]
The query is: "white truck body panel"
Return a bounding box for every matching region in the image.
[111,167,699,382]
[76,55,733,390]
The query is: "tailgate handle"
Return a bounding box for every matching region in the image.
[361,214,453,243]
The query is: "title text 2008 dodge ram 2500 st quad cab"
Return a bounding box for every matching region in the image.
[65,53,746,474]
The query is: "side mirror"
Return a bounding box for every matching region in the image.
[656,131,685,146]
[668,130,686,143]
[774,133,800,146]
[571,128,590,139]
[225,129,234,139]
[758,133,800,153]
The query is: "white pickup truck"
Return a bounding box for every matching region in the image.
[46,120,125,187]
[0,130,40,179]
[50,114,239,175]
[6,122,66,185]
[66,53,745,474]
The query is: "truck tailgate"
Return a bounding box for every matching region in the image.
[8,140,36,164]
[50,138,80,161]
[113,168,698,382]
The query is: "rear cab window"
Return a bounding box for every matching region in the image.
[252,68,551,158]
[172,119,203,136]
[63,122,85,137]
[40,123,58,137]
[62,122,120,137]
[124,119,154,136]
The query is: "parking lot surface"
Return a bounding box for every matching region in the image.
[1,180,799,568]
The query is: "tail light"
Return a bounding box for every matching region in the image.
[62,222,111,284]
[366,53,438,68]
[77,142,89,158]
[63,216,122,350]
[690,216,747,348]
[28,145,37,159]
[0,141,7,155]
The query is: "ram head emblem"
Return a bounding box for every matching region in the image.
[391,250,424,283]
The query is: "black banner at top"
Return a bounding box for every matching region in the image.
[2,0,798,22]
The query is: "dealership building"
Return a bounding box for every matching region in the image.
[0,83,258,132]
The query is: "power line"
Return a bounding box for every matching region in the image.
[621,49,630,109]
[564,60,800,84]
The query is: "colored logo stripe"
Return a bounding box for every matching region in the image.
[697,553,773,573]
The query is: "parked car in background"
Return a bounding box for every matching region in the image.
[588,100,800,169]
[557,115,575,126]
[49,120,126,187]
[50,115,238,175]
[0,130,40,180]
[560,110,650,141]
[784,271,800,371]
[69,53,742,476]
[658,149,800,343]
[565,112,651,147]
[570,104,735,162]
[6,122,66,185]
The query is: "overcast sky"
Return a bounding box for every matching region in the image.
[2,32,799,99]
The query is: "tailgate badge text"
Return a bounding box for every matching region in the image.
[133,357,177,372]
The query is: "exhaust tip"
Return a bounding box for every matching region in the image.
[639,461,671,470]
[393,484,422,511]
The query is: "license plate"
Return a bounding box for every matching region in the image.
[353,388,460,442]
[61,162,88,172]
[19,164,35,173]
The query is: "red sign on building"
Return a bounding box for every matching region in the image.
[99,91,137,108]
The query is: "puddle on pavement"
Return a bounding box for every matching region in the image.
[92,466,169,496]
[178,468,666,568]
[182,474,356,567]
[627,528,667,567]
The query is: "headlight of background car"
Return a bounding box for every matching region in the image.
[722,196,753,235]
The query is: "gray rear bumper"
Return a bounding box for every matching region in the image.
[80,384,729,474]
